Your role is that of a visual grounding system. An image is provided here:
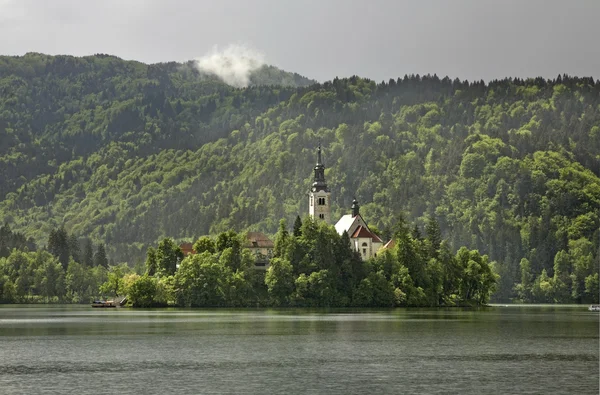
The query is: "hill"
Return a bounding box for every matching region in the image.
[0,53,598,303]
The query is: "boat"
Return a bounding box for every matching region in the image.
[91,300,116,308]
[588,305,600,312]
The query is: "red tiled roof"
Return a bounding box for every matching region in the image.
[350,226,383,243]
[179,242,194,255]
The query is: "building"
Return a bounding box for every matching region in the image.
[245,231,274,270]
[308,145,331,224]
[334,199,384,260]
[308,145,384,260]
[179,242,194,257]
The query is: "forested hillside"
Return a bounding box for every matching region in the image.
[0,53,598,303]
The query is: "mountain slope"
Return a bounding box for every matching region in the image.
[0,54,598,302]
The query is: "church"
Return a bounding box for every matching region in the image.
[308,146,384,260]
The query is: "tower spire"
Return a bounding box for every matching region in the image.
[317,142,323,166]
[312,144,328,192]
[309,144,331,224]
[351,198,360,217]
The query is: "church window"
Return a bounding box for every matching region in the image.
[318,197,325,205]
[319,214,324,219]
[362,248,367,255]
[362,242,368,247]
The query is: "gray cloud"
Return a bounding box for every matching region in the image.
[0,0,598,82]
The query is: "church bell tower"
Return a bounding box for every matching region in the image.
[309,144,331,223]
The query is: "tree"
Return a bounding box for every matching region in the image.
[293,215,303,237]
[65,260,88,302]
[552,250,572,302]
[99,264,130,297]
[156,238,183,276]
[47,227,70,269]
[82,239,94,267]
[145,247,158,276]
[425,216,442,258]
[514,258,533,302]
[174,252,230,307]
[0,223,12,257]
[273,219,289,258]
[216,230,241,252]
[94,243,109,268]
[584,273,599,303]
[193,236,216,255]
[265,258,294,306]
[128,275,159,307]
[68,234,81,264]
[293,270,335,306]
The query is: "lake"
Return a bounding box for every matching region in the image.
[0,305,598,394]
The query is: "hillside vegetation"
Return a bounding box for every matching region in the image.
[0,53,598,303]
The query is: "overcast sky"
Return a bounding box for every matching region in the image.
[1,0,599,82]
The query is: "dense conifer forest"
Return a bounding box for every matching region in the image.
[0,53,598,304]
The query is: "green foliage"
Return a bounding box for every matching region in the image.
[0,246,107,303]
[156,238,183,276]
[0,55,597,305]
[193,236,216,254]
[265,258,294,306]
[128,275,161,307]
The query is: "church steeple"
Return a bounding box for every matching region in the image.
[309,144,331,223]
[351,198,360,217]
[312,144,329,192]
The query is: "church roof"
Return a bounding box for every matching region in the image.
[351,225,383,243]
[179,242,194,256]
[381,239,395,250]
[335,214,355,235]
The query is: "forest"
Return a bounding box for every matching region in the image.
[0,53,598,304]
[0,217,498,307]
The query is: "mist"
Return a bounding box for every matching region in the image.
[194,44,265,88]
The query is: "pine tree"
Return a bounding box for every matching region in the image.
[48,226,70,269]
[94,243,108,268]
[68,234,81,264]
[425,217,442,259]
[293,215,302,237]
[273,219,289,258]
[82,239,94,267]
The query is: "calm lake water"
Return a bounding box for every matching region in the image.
[0,305,598,394]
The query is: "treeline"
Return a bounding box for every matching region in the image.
[0,223,130,303]
[0,54,598,304]
[111,216,497,308]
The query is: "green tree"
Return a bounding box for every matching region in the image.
[156,238,183,276]
[293,215,303,237]
[193,236,216,255]
[273,219,290,258]
[265,257,294,306]
[94,243,109,268]
[145,247,158,276]
[128,275,159,307]
[82,239,94,267]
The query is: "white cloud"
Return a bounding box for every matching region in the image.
[194,44,265,88]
